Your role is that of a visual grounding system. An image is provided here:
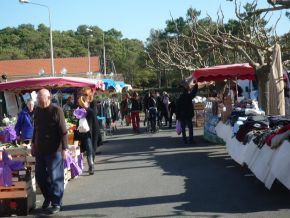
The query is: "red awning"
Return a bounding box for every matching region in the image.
[0,77,105,92]
[192,63,255,82]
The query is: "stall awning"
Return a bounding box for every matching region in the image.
[115,81,126,89]
[101,78,116,89]
[0,77,104,92]
[192,63,255,82]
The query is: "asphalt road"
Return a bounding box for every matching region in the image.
[27,125,290,218]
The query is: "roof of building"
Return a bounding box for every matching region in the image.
[0,56,100,79]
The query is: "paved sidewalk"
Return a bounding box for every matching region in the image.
[28,125,290,218]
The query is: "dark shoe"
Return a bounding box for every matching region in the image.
[95,151,102,155]
[41,199,50,211]
[48,205,61,214]
[87,155,94,175]
[89,166,94,175]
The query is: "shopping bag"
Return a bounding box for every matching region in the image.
[78,118,90,133]
[176,120,182,135]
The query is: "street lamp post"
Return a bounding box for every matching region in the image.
[86,28,93,75]
[88,40,91,74]
[103,32,106,76]
[19,0,55,77]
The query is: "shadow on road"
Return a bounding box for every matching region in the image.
[102,126,290,214]
[46,126,290,216]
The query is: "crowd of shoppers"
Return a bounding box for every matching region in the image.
[11,79,199,215]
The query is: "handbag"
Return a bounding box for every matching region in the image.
[176,120,182,135]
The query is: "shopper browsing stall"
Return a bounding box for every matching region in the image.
[81,87,102,147]
[75,96,99,175]
[14,99,34,144]
[120,93,131,126]
[176,81,198,144]
[130,91,142,133]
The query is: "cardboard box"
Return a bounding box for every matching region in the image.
[11,169,29,182]
[194,102,205,110]
[0,179,36,216]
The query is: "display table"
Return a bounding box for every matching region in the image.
[203,99,225,144]
[204,115,225,144]
[215,121,290,190]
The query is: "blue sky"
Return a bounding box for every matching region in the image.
[1,0,289,42]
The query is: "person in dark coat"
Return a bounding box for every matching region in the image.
[81,87,103,147]
[142,91,149,126]
[32,89,68,214]
[168,97,176,129]
[120,93,131,126]
[156,92,164,127]
[130,91,142,133]
[147,91,158,132]
[77,96,98,175]
[176,82,198,144]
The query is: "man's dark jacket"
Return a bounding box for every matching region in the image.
[176,84,198,121]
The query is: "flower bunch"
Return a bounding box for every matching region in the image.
[73,107,87,119]
[2,117,17,126]
[0,126,17,143]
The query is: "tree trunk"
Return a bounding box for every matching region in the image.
[256,65,271,114]
[180,69,184,80]
[158,70,161,88]
[164,68,168,88]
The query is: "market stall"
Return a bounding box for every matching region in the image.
[192,63,255,144]
[0,76,104,212]
[0,76,104,116]
[0,76,104,146]
[193,63,290,190]
[0,76,104,92]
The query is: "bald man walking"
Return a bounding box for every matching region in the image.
[32,89,68,214]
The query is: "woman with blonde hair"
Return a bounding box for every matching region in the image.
[81,87,103,147]
[74,96,98,175]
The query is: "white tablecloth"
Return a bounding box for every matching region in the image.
[215,121,290,190]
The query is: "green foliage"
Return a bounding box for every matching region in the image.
[0,24,153,88]
[281,32,290,61]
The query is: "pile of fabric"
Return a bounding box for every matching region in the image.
[215,99,290,190]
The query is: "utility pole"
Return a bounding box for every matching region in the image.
[86,28,93,75]
[88,40,91,74]
[19,0,55,76]
[103,32,106,76]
